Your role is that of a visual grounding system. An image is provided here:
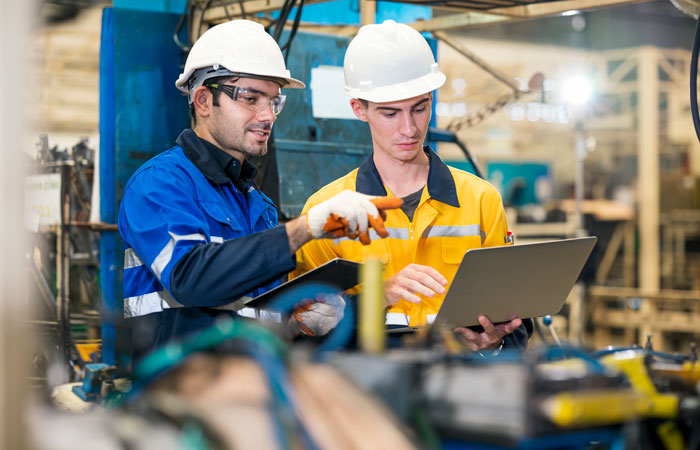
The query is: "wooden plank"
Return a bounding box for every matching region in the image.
[637,46,660,297]
[488,0,650,17]
[595,221,626,284]
[360,0,376,25]
[589,286,700,301]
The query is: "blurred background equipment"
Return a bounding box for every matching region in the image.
[26,136,107,385]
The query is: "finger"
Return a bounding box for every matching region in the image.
[403,278,439,298]
[357,229,371,245]
[294,300,314,312]
[353,203,369,232]
[454,327,481,351]
[330,229,345,238]
[404,271,446,295]
[370,196,403,210]
[368,214,388,238]
[496,317,522,335]
[298,322,315,336]
[339,217,350,232]
[409,264,448,286]
[322,214,344,233]
[393,287,421,304]
[478,315,497,335]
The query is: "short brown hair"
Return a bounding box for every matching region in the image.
[189,75,241,125]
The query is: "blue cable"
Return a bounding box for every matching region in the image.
[537,345,607,374]
[265,282,355,359]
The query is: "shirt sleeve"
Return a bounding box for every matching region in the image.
[503,318,534,350]
[481,188,512,248]
[119,165,295,308]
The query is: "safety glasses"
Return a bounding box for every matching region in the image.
[205,83,286,116]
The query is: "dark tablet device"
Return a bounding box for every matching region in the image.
[239,258,361,310]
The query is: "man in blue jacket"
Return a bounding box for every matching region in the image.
[118,20,398,358]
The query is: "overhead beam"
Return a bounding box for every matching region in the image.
[199,0,653,35]
[488,0,650,17]
[410,12,508,32]
[409,0,651,32]
[202,0,335,24]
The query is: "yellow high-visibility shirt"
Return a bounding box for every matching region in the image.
[293,147,512,327]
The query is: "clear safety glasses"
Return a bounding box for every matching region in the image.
[205,83,286,116]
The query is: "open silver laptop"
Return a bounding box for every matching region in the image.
[389,236,597,331]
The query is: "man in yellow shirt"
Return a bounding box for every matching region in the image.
[294,20,531,351]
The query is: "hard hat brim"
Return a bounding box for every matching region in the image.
[176,69,305,93]
[345,71,446,103]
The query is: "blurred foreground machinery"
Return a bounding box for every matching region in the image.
[37,313,700,450]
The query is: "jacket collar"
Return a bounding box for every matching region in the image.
[356,146,460,208]
[177,128,258,187]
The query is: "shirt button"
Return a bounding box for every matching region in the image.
[227,217,230,222]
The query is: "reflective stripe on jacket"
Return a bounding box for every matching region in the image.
[293,146,512,327]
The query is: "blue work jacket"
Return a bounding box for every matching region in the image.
[118,129,296,357]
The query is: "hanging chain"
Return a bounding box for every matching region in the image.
[446,90,530,132]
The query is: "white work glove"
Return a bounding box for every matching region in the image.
[290,294,346,337]
[306,190,403,245]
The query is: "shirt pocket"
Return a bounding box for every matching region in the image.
[440,235,482,264]
[200,200,243,240]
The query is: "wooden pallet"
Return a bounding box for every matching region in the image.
[588,286,700,352]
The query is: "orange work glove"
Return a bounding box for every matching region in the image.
[357,196,403,244]
[290,294,346,336]
[307,190,402,245]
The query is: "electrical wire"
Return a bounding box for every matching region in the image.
[124,318,319,449]
[173,0,192,52]
[536,345,607,374]
[237,0,247,19]
[281,0,305,63]
[125,283,355,448]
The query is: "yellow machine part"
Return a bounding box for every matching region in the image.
[654,360,700,389]
[599,351,679,418]
[75,340,101,362]
[540,390,652,427]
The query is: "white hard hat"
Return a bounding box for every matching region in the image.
[344,20,446,103]
[175,20,305,102]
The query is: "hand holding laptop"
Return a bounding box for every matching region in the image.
[385,263,447,306]
[453,314,523,352]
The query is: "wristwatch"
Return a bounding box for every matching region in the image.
[478,339,505,358]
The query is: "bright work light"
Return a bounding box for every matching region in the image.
[561,75,593,106]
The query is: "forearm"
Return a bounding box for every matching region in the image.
[285,215,312,254]
[171,225,296,306]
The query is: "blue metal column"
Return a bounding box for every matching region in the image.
[99,7,117,366]
[99,6,190,371]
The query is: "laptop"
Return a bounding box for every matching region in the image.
[389,236,597,332]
